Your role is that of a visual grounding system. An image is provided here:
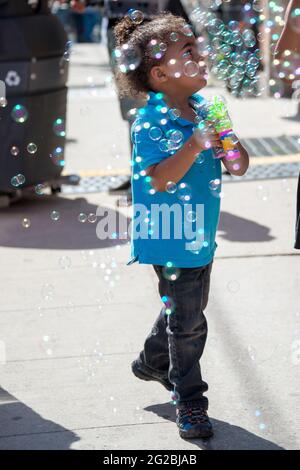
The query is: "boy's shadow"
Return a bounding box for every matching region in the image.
[145,403,284,450]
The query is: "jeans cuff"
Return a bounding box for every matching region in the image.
[177,399,208,410]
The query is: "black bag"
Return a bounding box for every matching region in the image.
[0,1,69,194]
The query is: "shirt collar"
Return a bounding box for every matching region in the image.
[146,91,200,127]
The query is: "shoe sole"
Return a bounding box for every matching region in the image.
[131,361,173,392]
[179,427,214,439]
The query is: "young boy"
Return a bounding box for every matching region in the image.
[114,10,249,439]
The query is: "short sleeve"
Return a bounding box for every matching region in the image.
[131,118,169,172]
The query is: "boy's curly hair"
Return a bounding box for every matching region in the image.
[113,12,188,98]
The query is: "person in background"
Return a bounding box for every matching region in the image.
[102,1,189,203]
[275,0,300,250]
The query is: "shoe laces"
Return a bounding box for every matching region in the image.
[177,407,209,425]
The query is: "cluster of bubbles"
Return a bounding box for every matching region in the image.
[191,6,261,97]
[8,103,66,188]
[78,212,97,223]
[47,211,98,223]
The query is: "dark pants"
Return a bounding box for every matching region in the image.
[138,261,213,409]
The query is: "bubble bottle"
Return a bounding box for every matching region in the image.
[205,95,240,161]
[196,119,225,159]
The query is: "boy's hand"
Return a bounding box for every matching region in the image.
[192,127,223,153]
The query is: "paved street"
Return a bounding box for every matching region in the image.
[0,43,299,450]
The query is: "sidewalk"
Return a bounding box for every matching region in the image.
[0,44,299,450]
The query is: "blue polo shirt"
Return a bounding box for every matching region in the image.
[126,91,222,268]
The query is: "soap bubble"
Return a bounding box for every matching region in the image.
[206,18,225,36]
[256,184,269,201]
[227,280,240,293]
[188,239,202,254]
[148,39,167,60]
[228,20,239,31]
[230,53,245,67]
[168,108,181,120]
[0,97,7,107]
[50,146,65,167]
[242,29,256,48]
[211,37,222,50]
[50,210,60,221]
[10,146,19,156]
[64,40,73,60]
[35,183,47,196]
[149,126,163,141]
[183,60,199,77]
[53,118,65,137]
[158,139,171,152]
[11,174,25,187]
[78,213,87,223]
[269,78,285,98]
[113,43,141,73]
[59,256,72,269]
[22,218,31,228]
[219,43,232,57]
[166,181,177,194]
[162,267,181,282]
[88,213,97,223]
[222,29,233,44]
[170,32,179,42]
[182,24,193,37]
[209,178,221,191]
[231,32,243,46]
[252,0,263,13]
[247,345,257,361]
[11,104,28,123]
[166,129,183,144]
[177,182,192,202]
[27,142,37,154]
[41,284,54,301]
[127,8,144,24]
[186,210,197,222]
[195,153,205,164]
[161,295,176,315]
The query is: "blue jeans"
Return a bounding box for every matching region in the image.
[138,261,213,409]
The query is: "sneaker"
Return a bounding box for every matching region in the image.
[131,359,173,392]
[176,403,214,439]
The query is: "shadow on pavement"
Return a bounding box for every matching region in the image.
[145,402,284,450]
[218,211,275,243]
[0,387,79,450]
[0,195,130,250]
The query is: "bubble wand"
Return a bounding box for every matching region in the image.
[205,96,240,160]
